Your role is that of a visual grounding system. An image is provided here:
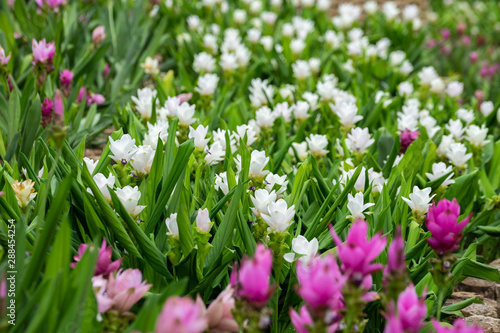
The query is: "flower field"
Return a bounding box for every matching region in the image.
[1,0,500,332]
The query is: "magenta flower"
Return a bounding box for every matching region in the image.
[0,46,10,66]
[384,284,426,333]
[296,254,346,310]
[88,93,105,105]
[60,69,73,86]
[53,90,64,121]
[432,318,483,333]
[71,239,123,277]
[441,29,451,40]
[399,129,419,153]
[92,276,113,314]
[469,52,478,64]
[32,39,56,65]
[425,199,471,256]
[103,63,110,79]
[230,243,274,307]
[155,296,207,333]
[384,226,406,279]
[205,286,239,333]
[92,26,106,46]
[35,0,66,9]
[107,269,151,313]
[290,306,339,333]
[41,97,54,127]
[330,219,387,279]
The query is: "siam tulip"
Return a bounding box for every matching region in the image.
[196,73,219,96]
[131,87,157,120]
[35,0,66,10]
[248,150,270,181]
[465,125,489,148]
[12,179,37,210]
[346,192,375,220]
[264,173,288,197]
[32,39,56,66]
[426,162,455,188]
[175,102,197,126]
[446,142,472,168]
[261,199,295,233]
[479,101,494,117]
[195,208,212,233]
[90,173,115,202]
[165,213,179,239]
[296,254,346,311]
[155,296,208,333]
[59,69,73,95]
[383,227,407,300]
[71,239,123,277]
[106,269,151,313]
[402,186,435,220]
[432,318,483,333]
[306,134,329,158]
[345,127,375,154]
[83,157,98,175]
[446,81,464,98]
[204,142,225,166]
[109,134,137,165]
[189,125,210,151]
[331,102,363,130]
[284,236,319,265]
[290,306,315,333]
[384,284,427,333]
[0,46,11,66]
[399,129,419,153]
[203,286,239,333]
[92,26,106,46]
[250,189,277,219]
[230,244,274,307]
[41,97,54,127]
[115,186,146,219]
[426,198,471,257]
[140,56,159,75]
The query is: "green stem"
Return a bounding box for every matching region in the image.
[436,288,445,321]
[273,266,281,333]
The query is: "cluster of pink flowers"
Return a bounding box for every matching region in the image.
[72,239,123,276]
[384,284,427,333]
[433,318,483,333]
[77,86,105,106]
[60,69,73,96]
[41,97,54,128]
[32,39,56,67]
[35,0,66,11]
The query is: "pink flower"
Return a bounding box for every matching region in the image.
[41,97,54,127]
[425,199,471,256]
[432,318,483,333]
[384,226,406,278]
[426,39,437,48]
[205,286,239,333]
[92,276,113,314]
[92,26,106,46]
[53,89,64,121]
[330,219,387,279]
[36,0,66,9]
[399,129,419,154]
[230,243,274,307]
[0,46,10,66]
[384,284,426,333]
[60,69,73,86]
[469,52,478,64]
[290,306,338,333]
[71,239,123,277]
[155,296,208,333]
[456,22,467,35]
[177,93,193,103]
[107,269,151,313]
[103,63,110,79]
[89,93,105,105]
[296,254,345,310]
[32,39,56,65]
[441,29,451,40]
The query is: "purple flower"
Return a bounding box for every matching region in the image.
[155,296,207,333]
[399,129,419,153]
[426,199,471,256]
[384,284,427,333]
[330,219,387,279]
[441,29,451,40]
[296,254,345,310]
[60,69,73,86]
[71,239,123,277]
[32,39,56,66]
[384,226,406,278]
[41,97,54,127]
[230,243,274,307]
[432,318,484,333]
[469,52,478,64]
[92,26,106,46]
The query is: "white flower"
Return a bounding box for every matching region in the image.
[176,102,197,126]
[456,108,475,124]
[141,57,159,75]
[445,119,465,141]
[368,169,387,193]
[344,59,355,73]
[196,73,219,96]
[234,124,258,146]
[389,51,406,66]
[261,11,277,25]
[265,173,288,197]
[249,78,274,108]
[143,121,169,149]
[193,52,216,73]
[290,142,309,161]
[309,58,321,74]
[426,162,454,188]
[12,179,37,208]
[437,134,455,157]
[163,96,181,118]
[214,172,233,195]
[347,192,375,220]
[302,92,320,111]
[418,66,438,85]
[465,125,489,148]
[480,101,494,117]
[430,78,445,94]
[293,101,310,121]
[324,30,343,49]
[131,87,157,119]
[109,134,137,163]
[284,236,319,264]
[290,39,305,55]
[364,1,378,14]
[205,141,225,166]
[247,28,261,44]
[376,38,391,58]
[165,213,179,239]
[251,189,277,218]
[196,208,212,232]
[235,45,251,67]
[249,150,270,180]
[306,134,329,157]
[115,186,146,218]
[335,165,366,192]
[91,173,115,201]
[446,143,472,168]
[331,102,362,129]
[292,60,311,81]
[398,82,414,97]
[233,9,247,24]
[256,106,276,128]
[260,36,274,52]
[220,53,238,72]
[261,199,295,233]
[402,186,435,215]
[189,125,210,150]
[83,157,98,174]
[345,128,374,153]
[187,15,200,31]
[382,1,399,20]
[403,4,419,21]
[333,4,361,28]
[203,34,218,54]
[280,85,295,102]
[446,81,464,97]
[130,145,155,175]
[400,60,413,75]
[282,23,294,37]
